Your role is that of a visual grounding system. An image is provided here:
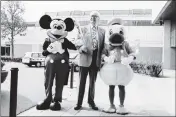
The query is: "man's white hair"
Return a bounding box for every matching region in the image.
[90,11,100,18]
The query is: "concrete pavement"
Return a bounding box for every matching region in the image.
[1,62,79,116]
[18,69,175,116]
[1,62,45,116]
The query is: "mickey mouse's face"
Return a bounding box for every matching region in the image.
[39,15,74,40]
[49,19,67,38]
[50,19,66,31]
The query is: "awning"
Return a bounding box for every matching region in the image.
[153,0,176,24]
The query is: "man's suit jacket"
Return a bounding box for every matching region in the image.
[77,25,105,68]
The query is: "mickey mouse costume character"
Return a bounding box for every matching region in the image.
[36,15,77,111]
[100,18,137,114]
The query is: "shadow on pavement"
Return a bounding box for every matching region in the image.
[129,109,172,116]
[158,76,172,78]
[1,90,35,116]
[100,109,172,116]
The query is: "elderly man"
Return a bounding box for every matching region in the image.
[74,11,106,110]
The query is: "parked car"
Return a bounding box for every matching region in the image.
[69,53,80,72]
[1,61,8,83]
[22,52,45,67]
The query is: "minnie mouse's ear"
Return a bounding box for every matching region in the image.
[64,18,74,32]
[39,15,52,29]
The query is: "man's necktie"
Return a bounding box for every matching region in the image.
[91,26,98,50]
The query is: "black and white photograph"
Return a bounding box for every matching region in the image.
[0,0,175,116]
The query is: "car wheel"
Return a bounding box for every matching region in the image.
[74,65,79,72]
[36,62,41,67]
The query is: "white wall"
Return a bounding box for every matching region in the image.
[12,25,165,63]
[32,44,41,52]
[68,25,164,47]
[101,26,164,47]
[14,44,32,58]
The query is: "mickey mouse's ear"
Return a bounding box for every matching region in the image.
[39,15,52,29]
[64,18,74,32]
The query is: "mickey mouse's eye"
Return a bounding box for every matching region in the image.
[53,24,57,29]
[109,29,113,35]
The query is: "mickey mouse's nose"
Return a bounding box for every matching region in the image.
[57,26,62,30]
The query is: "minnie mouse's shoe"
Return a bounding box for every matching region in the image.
[36,100,50,110]
[102,105,116,113]
[116,105,129,115]
[50,102,61,111]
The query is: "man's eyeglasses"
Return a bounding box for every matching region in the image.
[91,16,99,20]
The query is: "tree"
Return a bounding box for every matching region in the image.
[1,1,27,58]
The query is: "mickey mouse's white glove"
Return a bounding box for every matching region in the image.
[121,56,134,65]
[47,42,58,54]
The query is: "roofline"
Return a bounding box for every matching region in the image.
[153,0,172,24]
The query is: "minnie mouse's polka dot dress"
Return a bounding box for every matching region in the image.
[99,48,134,86]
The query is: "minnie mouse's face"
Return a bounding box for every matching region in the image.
[108,24,124,36]
[107,23,125,47]
[39,15,75,39]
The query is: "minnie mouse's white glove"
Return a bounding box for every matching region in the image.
[104,56,115,64]
[121,56,134,65]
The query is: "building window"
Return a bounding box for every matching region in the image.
[72,11,84,16]
[1,46,10,56]
[123,20,153,26]
[31,53,39,58]
[113,10,132,15]
[77,20,153,26]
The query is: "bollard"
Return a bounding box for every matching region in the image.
[9,68,19,117]
[70,63,74,89]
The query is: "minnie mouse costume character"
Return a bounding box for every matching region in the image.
[36,15,77,111]
[100,18,137,114]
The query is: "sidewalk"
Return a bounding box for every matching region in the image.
[18,70,175,116]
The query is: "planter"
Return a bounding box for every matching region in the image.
[129,61,163,77]
[1,70,8,83]
[1,57,22,62]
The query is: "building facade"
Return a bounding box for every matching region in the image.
[1,9,164,63]
[153,0,176,70]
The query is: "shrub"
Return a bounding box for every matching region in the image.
[129,61,163,77]
[1,61,5,69]
[1,57,22,62]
